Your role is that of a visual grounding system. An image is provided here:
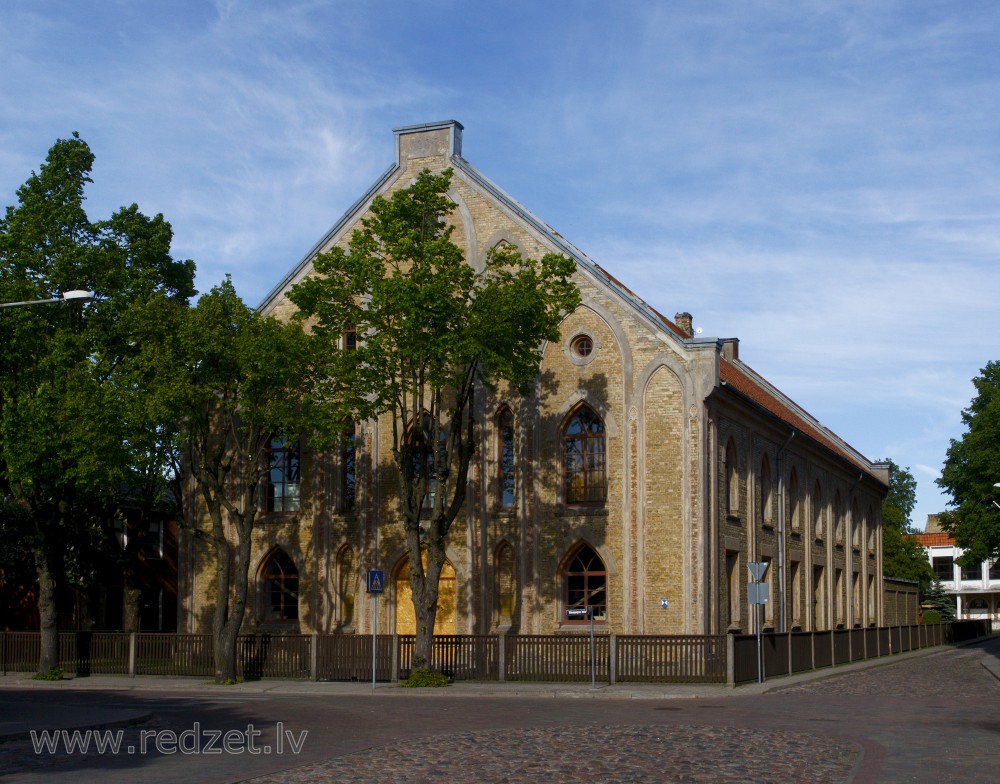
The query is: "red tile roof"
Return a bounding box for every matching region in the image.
[719,357,885,484]
[912,532,955,547]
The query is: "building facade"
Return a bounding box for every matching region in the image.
[177,121,889,638]
[917,515,1000,628]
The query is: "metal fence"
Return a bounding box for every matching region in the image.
[0,620,990,686]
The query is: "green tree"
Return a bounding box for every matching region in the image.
[289,168,580,670]
[164,278,321,683]
[922,578,956,621]
[0,134,195,670]
[879,460,933,588]
[937,361,1000,565]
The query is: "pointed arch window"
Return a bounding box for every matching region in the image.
[409,414,445,510]
[496,542,516,627]
[497,407,516,511]
[788,468,800,532]
[759,454,772,526]
[563,544,607,622]
[562,405,606,506]
[337,546,356,628]
[725,439,740,518]
[261,549,299,622]
[342,418,356,512]
[812,480,824,540]
[834,490,844,542]
[267,438,300,513]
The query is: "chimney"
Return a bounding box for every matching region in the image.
[674,312,693,337]
[720,338,740,361]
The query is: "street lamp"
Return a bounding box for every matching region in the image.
[0,290,95,309]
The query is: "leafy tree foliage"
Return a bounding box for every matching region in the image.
[161,278,322,683]
[289,168,580,670]
[0,134,194,669]
[879,460,933,588]
[937,361,1000,565]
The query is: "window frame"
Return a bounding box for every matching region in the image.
[561,405,607,507]
[497,407,516,511]
[261,549,299,623]
[266,437,301,514]
[562,544,607,624]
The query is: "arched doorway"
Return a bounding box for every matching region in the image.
[394,553,457,635]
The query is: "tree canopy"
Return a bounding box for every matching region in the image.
[0,133,195,669]
[160,277,323,682]
[879,460,933,588]
[289,167,580,669]
[937,361,1000,564]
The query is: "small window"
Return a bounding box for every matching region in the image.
[563,544,607,622]
[343,323,357,350]
[932,556,954,581]
[497,408,515,511]
[961,560,983,581]
[262,550,299,622]
[141,520,164,560]
[267,439,301,513]
[571,334,593,358]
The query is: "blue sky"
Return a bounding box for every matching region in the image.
[3,0,1000,528]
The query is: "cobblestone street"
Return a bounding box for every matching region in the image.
[1,637,998,783]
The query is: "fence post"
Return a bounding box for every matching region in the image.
[391,635,399,682]
[726,633,735,686]
[311,633,318,681]
[128,633,137,677]
[498,634,506,683]
[609,634,616,685]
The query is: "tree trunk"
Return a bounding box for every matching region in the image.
[212,518,253,684]
[410,539,445,672]
[122,580,141,634]
[35,548,59,674]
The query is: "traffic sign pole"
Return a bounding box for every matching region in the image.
[366,570,385,691]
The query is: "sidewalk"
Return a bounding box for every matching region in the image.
[1,636,995,743]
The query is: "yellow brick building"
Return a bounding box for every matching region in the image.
[177,121,889,638]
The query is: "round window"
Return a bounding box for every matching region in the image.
[571,335,593,358]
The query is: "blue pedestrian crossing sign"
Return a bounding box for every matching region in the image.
[366,570,385,594]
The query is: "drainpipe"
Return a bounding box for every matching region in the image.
[776,430,796,633]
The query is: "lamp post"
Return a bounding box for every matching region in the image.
[0,290,95,309]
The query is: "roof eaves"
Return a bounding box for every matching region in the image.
[719,357,886,485]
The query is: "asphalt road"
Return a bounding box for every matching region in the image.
[1,636,998,783]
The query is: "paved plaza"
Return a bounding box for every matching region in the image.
[0,636,998,783]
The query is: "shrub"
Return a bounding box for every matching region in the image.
[32,666,65,681]
[400,668,449,688]
[921,609,942,625]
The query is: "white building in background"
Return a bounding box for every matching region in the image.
[917,515,1000,629]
